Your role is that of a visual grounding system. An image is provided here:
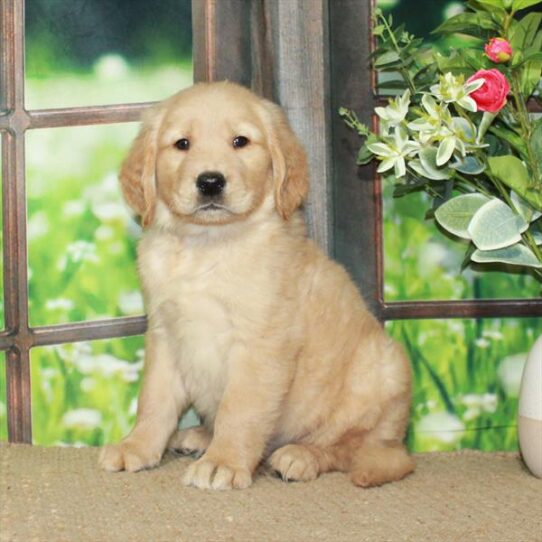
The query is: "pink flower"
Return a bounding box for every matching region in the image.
[484,38,513,63]
[467,69,510,113]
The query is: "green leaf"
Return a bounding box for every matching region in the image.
[511,190,542,222]
[531,120,542,167]
[488,155,542,210]
[468,198,529,250]
[433,11,499,36]
[435,193,490,239]
[520,57,542,97]
[437,137,456,166]
[509,12,541,51]
[471,244,542,268]
[512,0,542,10]
[374,51,401,67]
[392,177,428,197]
[467,0,506,13]
[474,0,506,7]
[357,143,374,165]
[515,51,542,66]
[487,125,528,159]
[461,242,478,271]
[450,156,486,175]
[417,147,453,180]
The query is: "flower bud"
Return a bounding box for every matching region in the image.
[484,38,512,63]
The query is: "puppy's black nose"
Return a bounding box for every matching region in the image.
[196,172,226,197]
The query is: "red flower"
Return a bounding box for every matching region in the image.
[467,69,510,113]
[484,38,513,63]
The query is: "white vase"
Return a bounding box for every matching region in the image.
[518,335,542,478]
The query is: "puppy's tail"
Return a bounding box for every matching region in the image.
[348,443,414,488]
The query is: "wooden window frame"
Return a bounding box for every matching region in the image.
[1,0,541,444]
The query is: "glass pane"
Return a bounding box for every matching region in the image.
[31,336,144,446]
[26,124,143,326]
[31,337,199,446]
[0,133,4,327]
[386,317,542,453]
[25,0,192,108]
[376,1,542,300]
[383,184,541,301]
[0,353,7,442]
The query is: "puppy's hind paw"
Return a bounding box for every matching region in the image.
[268,444,320,482]
[167,426,211,458]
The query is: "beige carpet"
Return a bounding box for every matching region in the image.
[1,445,541,542]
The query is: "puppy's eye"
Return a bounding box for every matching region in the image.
[174,138,190,151]
[233,136,249,149]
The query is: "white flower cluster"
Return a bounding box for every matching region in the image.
[368,73,485,180]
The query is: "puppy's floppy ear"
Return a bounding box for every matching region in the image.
[119,105,165,227]
[262,102,309,220]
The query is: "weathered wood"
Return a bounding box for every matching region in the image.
[1,0,33,443]
[192,0,252,85]
[329,0,382,315]
[266,0,333,254]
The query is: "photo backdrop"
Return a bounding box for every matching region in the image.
[0,0,540,452]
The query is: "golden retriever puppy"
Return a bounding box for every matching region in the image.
[99,81,414,490]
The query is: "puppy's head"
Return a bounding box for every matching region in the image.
[119,82,309,227]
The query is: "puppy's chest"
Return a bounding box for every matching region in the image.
[143,238,266,411]
[157,247,237,361]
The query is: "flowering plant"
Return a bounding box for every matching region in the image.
[340,0,542,282]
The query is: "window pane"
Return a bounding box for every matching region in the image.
[25,0,192,108]
[26,124,143,326]
[383,185,541,301]
[386,317,542,453]
[0,133,4,328]
[31,337,199,446]
[377,2,542,299]
[31,336,144,446]
[0,353,6,442]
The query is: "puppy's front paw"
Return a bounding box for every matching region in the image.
[99,439,162,473]
[268,444,320,482]
[182,456,252,490]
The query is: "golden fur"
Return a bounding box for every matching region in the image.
[99,81,414,489]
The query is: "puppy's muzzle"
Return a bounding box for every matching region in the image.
[196,171,226,198]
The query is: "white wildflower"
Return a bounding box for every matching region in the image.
[62,408,102,430]
[375,89,411,127]
[417,411,465,444]
[118,291,144,315]
[460,393,498,420]
[94,225,114,241]
[430,72,484,112]
[40,367,59,380]
[27,211,50,241]
[57,240,99,271]
[63,200,85,218]
[46,298,75,312]
[80,377,96,393]
[482,330,504,341]
[94,54,129,81]
[367,125,420,177]
[482,393,498,413]
[475,338,490,348]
